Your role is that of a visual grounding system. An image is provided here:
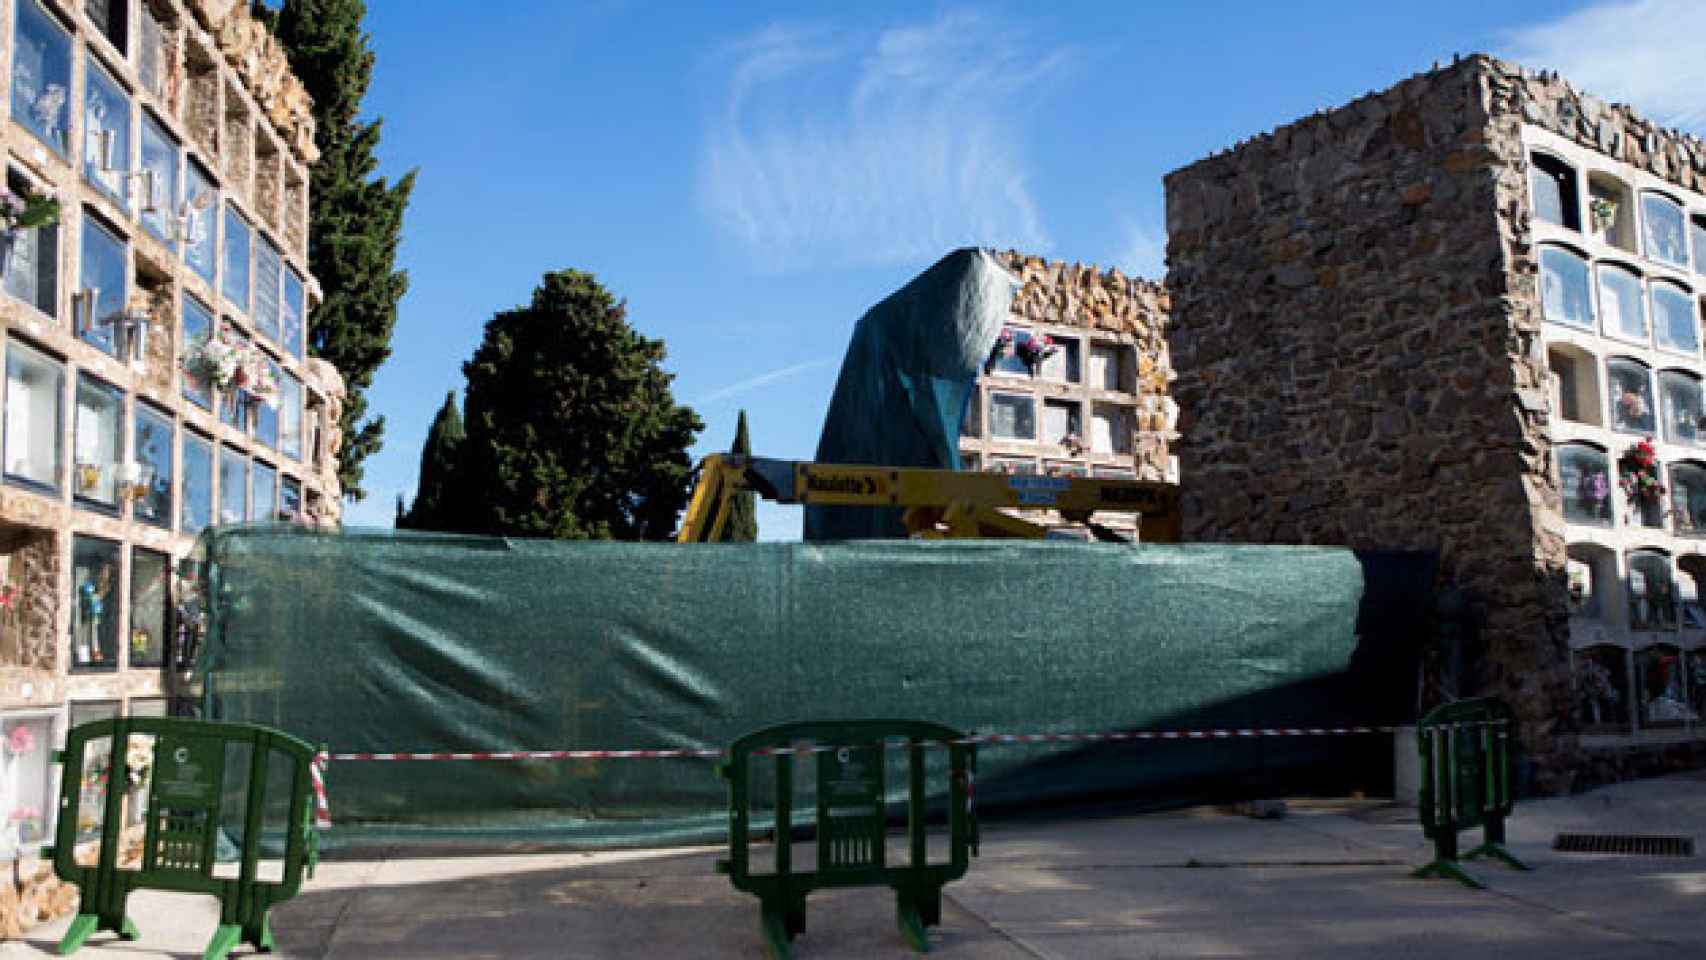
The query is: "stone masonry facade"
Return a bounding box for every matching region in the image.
[1165,54,1706,791]
[958,251,1177,505]
[0,0,345,923]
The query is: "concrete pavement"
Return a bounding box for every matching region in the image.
[6,769,1703,958]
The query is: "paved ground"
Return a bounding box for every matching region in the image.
[7,770,1704,958]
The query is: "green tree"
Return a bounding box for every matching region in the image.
[267,0,416,500]
[449,270,702,540]
[398,391,464,531]
[716,409,758,542]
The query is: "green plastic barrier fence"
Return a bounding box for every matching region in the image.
[1412,698,1529,888]
[50,717,321,958]
[717,720,977,959]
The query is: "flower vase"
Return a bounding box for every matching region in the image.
[0,231,14,282]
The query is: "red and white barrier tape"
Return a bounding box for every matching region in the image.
[306,720,1507,826]
[309,754,331,830]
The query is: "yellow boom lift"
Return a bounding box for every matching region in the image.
[677,455,1181,544]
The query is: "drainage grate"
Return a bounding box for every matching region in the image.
[1553,833,1695,856]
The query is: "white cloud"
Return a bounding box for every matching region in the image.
[1503,0,1706,133]
[699,10,1065,271]
[692,357,835,406]
[1116,219,1167,280]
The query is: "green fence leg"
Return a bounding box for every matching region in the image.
[202,924,242,960]
[57,912,138,956]
[58,723,141,954]
[896,739,934,953]
[1464,814,1531,871]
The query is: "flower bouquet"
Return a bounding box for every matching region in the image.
[182,326,279,407]
[1015,333,1058,375]
[1618,437,1666,510]
[75,462,103,495]
[8,804,43,844]
[0,184,59,280]
[984,329,1014,374]
[125,738,153,790]
[5,723,36,758]
[0,184,61,238]
[1590,196,1617,233]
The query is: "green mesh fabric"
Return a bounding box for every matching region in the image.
[195,528,1374,846]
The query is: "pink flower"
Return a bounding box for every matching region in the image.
[6,724,36,756]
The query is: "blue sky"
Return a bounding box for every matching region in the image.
[341,0,1706,536]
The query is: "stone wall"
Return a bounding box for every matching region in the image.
[1164,55,1579,787]
[994,251,1177,479]
[0,528,59,674]
[188,0,317,165]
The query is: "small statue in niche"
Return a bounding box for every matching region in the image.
[75,563,113,664]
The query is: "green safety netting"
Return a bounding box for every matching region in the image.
[805,247,1013,540]
[193,527,1420,847]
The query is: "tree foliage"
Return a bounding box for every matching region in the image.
[397,391,464,531]
[267,0,416,500]
[717,409,758,542]
[447,270,703,540]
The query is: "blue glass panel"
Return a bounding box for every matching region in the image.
[77,216,126,357]
[1559,445,1613,526]
[132,404,173,528]
[72,374,122,508]
[1654,285,1698,355]
[184,161,217,283]
[282,268,304,359]
[138,112,180,245]
[10,0,72,155]
[222,206,250,311]
[280,373,302,460]
[280,475,301,520]
[82,54,131,208]
[254,356,280,448]
[218,445,246,524]
[1540,247,1594,330]
[1598,265,1647,342]
[1643,194,1689,269]
[181,432,213,535]
[181,296,213,409]
[254,236,281,341]
[251,461,276,521]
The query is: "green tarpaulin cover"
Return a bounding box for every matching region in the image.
[806,247,1013,540]
[197,528,1375,846]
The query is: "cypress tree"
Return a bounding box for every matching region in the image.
[450,270,702,540]
[267,0,416,501]
[398,391,464,531]
[717,410,758,542]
